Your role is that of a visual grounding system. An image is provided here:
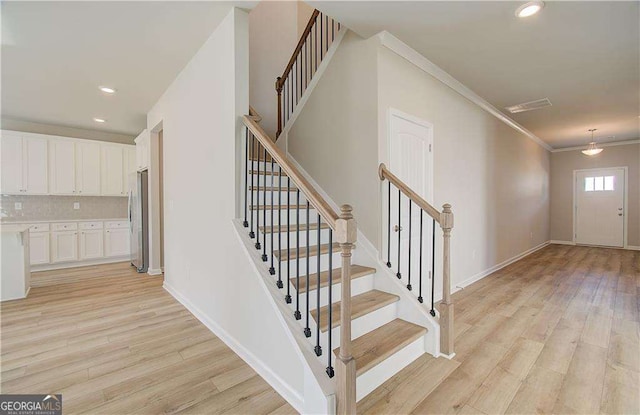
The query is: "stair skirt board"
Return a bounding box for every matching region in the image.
[355,335,425,402]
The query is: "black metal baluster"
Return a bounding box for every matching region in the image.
[315,15,318,72]
[262,147,268,261]
[325,15,329,54]
[249,134,255,239]
[255,142,261,250]
[396,188,402,279]
[294,189,301,320]
[418,209,424,303]
[332,17,335,41]
[314,213,322,357]
[285,177,291,303]
[277,166,283,289]
[430,219,436,316]
[269,157,275,274]
[326,228,334,378]
[304,201,311,337]
[407,200,412,291]
[386,181,391,268]
[243,127,249,228]
[320,13,323,60]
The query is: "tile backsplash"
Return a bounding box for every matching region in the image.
[0,195,127,222]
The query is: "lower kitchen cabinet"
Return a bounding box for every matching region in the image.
[105,227,129,258]
[80,229,104,259]
[29,231,50,265]
[51,230,79,263]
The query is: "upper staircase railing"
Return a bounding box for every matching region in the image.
[275,10,341,138]
[241,115,357,414]
[378,163,455,356]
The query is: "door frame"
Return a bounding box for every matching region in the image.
[380,107,435,260]
[572,166,628,248]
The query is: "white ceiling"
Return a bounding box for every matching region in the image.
[309,1,640,148]
[2,1,256,137]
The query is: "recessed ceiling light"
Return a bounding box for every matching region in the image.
[516,1,544,18]
[93,118,106,123]
[99,86,116,94]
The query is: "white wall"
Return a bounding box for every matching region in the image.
[249,1,300,138]
[146,7,305,405]
[287,31,550,295]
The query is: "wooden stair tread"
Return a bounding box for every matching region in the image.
[291,265,375,293]
[250,204,307,210]
[250,186,297,192]
[259,223,330,234]
[274,243,339,261]
[333,319,426,377]
[250,169,287,176]
[311,290,399,332]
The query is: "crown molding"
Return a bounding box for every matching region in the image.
[375,31,552,152]
[551,139,640,153]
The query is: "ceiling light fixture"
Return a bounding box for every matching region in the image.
[516,1,544,18]
[582,129,603,156]
[93,118,106,123]
[99,86,116,94]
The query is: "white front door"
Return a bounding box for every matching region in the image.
[575,168,625,247]
[387,110,433,293]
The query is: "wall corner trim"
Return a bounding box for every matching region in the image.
[375,31,552,152]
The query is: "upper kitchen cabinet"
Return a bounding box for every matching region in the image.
[101,144,125,196]
[76,141,101,195]
[49,139,76,195]
[134,129,149,171]
[0,132,48,195]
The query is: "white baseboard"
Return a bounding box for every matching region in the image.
[439,352,456,360]
[549,240,576,246]
[147,268,163,276]
[444,241,551,297]
[627,245,640,251]
[31,257,130,272]
[162,281,305,413]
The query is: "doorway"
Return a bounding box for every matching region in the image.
[574,167,626,247]
[385,109,434,282]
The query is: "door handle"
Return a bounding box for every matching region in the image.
[618,213,623,216]
[394,225,403,232]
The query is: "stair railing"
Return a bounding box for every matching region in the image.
[242,115,357,414]
[275,10,341,138]
[378,163,455,356]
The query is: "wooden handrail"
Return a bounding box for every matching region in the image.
[378,163,441,224]
[276,10,320,91]
[243,115,339,228]
[248,105,262,123]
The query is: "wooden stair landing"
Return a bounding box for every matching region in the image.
[290,265,375,293]
[311,290,399,332]
[334,319,426,377]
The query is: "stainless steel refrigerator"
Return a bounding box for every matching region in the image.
[129,170,149,273]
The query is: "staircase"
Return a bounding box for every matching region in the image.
[238,9,455,414]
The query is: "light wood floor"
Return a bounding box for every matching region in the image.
[0,262,296,415]
[358,245,640,414]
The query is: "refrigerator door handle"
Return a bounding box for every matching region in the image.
[128,190,133,232]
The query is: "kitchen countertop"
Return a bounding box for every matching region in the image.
[1,218,128,225]
[0,224,32,233]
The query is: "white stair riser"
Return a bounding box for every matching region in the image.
[248,160,279,172]
[246,208,318,226]
[250,189,302,205]
[274,252,343,278]
[249,174,292,188]
[291,274,375,310]
[255,229,332,254]
[356,336,425,402]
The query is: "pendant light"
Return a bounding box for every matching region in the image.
[582,129,603,156]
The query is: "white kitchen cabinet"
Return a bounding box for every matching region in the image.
[1,133,48,194]
[76,141,101,195]
[29,230,50,265]
[134,130,149,171]
[23,137,49,194]
[80,230,104,259]
[1,133,24,194]
[49,139,76,195]
[51,230,78,263]
[105,227,129,257]
[101,145,125,196]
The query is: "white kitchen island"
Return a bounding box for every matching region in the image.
[1,224,31,301]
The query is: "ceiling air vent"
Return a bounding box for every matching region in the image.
[505,98,552,114]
